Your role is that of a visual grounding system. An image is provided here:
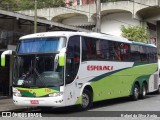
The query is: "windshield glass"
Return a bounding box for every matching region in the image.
[18,37,66,54]
[13,54,64,87]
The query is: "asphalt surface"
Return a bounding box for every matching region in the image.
[1,93,160,120]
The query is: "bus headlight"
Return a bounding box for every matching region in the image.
[49,92,63,97]
[13,92,22,97]
[13,88,22,97]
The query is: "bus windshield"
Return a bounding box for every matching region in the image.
[18,37,66,54]
[13,54,64,87]
[13,36,66,88]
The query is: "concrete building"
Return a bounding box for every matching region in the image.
[18,0,160,53]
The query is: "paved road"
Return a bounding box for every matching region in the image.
[90,94,160,111]
[1,93,160,119]
[10,93,160,116]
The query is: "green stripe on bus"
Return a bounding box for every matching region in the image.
[16,87,60,97]
[90,64,157,102]
[1,57,5,67]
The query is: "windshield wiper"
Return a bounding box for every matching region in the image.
[33,68,47,87]
[31,55,47,87]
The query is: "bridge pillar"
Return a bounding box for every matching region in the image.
[88,15,94,23]
[157,21,160,54]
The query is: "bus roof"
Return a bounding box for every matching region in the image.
[132,41,156,47]
[19,31,156,47]
[19,31,131,43]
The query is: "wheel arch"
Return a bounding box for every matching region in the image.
[140,80,148,94]
[76,84,94,110]
[81,84,93,100]
[142,81,148,89]
[134,81,140,88]
[131,81,140,95]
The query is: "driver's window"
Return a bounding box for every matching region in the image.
[65,36,80,84]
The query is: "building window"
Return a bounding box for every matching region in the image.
[77,0,80,5]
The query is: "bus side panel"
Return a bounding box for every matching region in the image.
[148,72,159,92]
[89,63,158,102]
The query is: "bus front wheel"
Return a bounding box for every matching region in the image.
[78,89,92,110]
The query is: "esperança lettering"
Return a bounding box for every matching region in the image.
[87,65,113,71]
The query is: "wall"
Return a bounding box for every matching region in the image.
[82,0,94,5]
[157,21,160,54]
[101,12,141,37]
[62,15,91,25]
[0,17,47,51]
[62,12,141,37]
[65,0,94,6]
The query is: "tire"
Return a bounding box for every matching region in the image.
[131,84,140,101]
[78,89,92,111]
[140,83,147,99]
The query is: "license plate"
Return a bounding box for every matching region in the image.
[30,100,39,104]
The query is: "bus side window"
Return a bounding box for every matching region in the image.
[96,40,102,59]
[149,47,157,63]
[113,42,121,61]
[98,40,110,60]
[140,46,148,62]
[82,37,96,61]
[65,36,80,84]
[120,43,130,61]
[130,44,141,62]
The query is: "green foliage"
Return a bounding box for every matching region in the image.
[0,0,129,10]
[101,0,128,3]
[0,0,65,11]
[121,25,150,43]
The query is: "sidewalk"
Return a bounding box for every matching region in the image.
[0,97,28,112]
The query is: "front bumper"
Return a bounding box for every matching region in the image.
[13,95,65,107]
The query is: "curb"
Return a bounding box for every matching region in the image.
[0,107,30,112]
[0,96,12,100]
[0,107,35,114]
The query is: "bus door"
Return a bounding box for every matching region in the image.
[65,36,80,105]
[0,54,10,96]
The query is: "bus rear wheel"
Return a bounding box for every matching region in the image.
[78,89,92,111]
[131,84,140,101]
[140,83,147,99]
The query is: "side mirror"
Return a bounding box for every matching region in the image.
[59,54,65,66]
[1,50,12,67]
[58,48,66,67]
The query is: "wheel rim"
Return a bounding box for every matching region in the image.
[82,93,89,108]
[134,86,139,99]
[142,85,146,97]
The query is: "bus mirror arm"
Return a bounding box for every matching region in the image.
[54,54,59,71]
[1,50,12,67]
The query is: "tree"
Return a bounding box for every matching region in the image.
[121,25,150,43]
[0,0,65,11]
[101,0,128,3]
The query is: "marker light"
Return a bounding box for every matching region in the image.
[49,92,63,97]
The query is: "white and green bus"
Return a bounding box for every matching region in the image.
[3,31,159,110]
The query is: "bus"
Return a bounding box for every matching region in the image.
[2,31,159,110]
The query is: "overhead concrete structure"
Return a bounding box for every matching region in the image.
[101,12,140,36]
[0,9,90,51]
[18,0,159,22]
[18,0,160,53]
[0,9,89,34]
